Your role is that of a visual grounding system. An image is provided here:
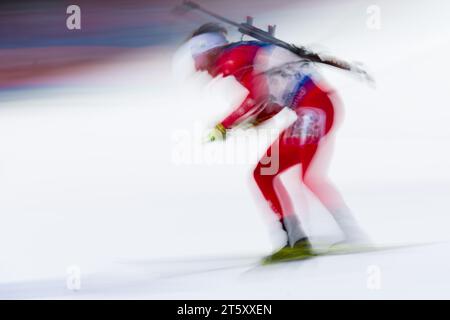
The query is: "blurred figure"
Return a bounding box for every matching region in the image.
[185,23,369,262]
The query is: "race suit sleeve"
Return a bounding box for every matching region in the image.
[220,94,263,129]
[251,101,284,126]
[213,42,273,129]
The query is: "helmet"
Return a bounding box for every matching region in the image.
[188,32,228,57]
[187,23,228,57]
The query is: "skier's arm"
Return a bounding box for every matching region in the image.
[249,103,283,127]
[221,95,263,129]
[206,95,261,142]
[207,98,284,142]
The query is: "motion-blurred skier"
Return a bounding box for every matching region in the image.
[185,23,369,262]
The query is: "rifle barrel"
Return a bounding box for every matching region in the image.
[181,1,359,74]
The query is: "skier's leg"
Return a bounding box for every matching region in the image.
[253,138,308,247]
[256,137,316,264]
[273,176,309,247]
[302,137,369,243]
[292,84,369,244]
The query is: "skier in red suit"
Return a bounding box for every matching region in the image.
[186,23,368,262]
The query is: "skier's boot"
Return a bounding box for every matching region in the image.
[293,237,314,254]
[262,237,315,265]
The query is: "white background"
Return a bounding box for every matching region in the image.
[0,0,450,298]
